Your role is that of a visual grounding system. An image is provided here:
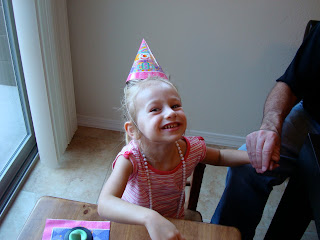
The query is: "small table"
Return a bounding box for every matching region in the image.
[17,196,241,240]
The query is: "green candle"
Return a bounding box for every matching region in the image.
[69,229,87,240]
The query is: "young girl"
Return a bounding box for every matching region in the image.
[97,40,250,240]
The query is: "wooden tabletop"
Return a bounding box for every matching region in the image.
[17,196,241,240]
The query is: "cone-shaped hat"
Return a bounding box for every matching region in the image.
[126,39,168,82]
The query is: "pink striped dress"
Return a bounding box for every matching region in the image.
[112,136,206,219]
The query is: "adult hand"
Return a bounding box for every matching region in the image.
[246,129,280,173]
[145,213,186,240]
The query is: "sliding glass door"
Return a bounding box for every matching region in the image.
[0,0,37,217]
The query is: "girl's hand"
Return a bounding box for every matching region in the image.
[145,212,186,240]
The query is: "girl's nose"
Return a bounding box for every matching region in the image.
[164,107,176,119]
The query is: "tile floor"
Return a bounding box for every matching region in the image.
[0,126,317,239]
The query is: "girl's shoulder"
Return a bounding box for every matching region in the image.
[183,136,205,147]
[183,136,206,161]
[113,140,141,172]
[118,140,140,158]
[184,136,204,141]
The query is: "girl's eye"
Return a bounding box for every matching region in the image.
[172,104,181,109]
[150,108,160,112]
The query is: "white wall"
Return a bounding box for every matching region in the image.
[66,0,320,147]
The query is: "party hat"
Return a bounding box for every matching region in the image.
[126,39,168,82]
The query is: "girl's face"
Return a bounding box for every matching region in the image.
[134,81,187,144]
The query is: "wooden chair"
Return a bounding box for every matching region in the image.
[184,162,206,222]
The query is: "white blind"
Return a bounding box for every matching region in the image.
[13,0,77,168]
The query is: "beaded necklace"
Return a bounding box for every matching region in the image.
[141,141,186,218]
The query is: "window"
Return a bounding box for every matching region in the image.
[0,0,38,218]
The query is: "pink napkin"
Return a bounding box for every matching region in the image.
[42,219,110,240]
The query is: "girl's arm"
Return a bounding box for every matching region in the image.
[201,147,250,166]
[97,155,185,240]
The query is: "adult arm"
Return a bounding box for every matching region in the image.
[97,156,185,240]
[248,23,320,173]
[246,81,297,173]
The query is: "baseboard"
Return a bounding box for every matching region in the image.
[77,114,124,132]
[185,129,245,148]
[77,114,245,148]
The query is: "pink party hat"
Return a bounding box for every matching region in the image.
[126,39,168,82]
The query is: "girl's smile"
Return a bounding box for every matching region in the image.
[162,122,181,130]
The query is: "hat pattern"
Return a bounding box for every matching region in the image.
[127,39,168,82]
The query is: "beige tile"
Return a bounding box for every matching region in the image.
[0,191,42,239]
[197,165,228,223]
[254,226,268,240]
[74,126,125,141]
[307,220,318,233]
[303,221,318,240]
[256,180,287,229]
[22,133,123,203]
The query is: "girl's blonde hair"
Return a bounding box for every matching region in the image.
[122,77,179,144]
